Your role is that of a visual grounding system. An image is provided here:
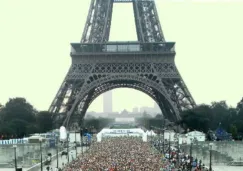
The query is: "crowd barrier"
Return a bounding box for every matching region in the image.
[0,138,28,145]
[26,146,75,171]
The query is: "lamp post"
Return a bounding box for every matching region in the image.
[75,130,77,158]
[67,137,70,163]
[159,129,161,153]
[162,119,166,155]
[189,140,193,171]
[80,128,84,157]
[56,134,59,169]
[209,143,213,171]
[13,145,17,171]
[176,125,180,167]
[168,133,171,160]
[177,136,180,167]
[39,137,43,171]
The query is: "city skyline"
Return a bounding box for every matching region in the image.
[89,92,161,113]
[0,0,243,112]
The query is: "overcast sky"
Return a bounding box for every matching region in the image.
[0,0,242,113]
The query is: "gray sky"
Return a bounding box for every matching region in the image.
[0,0,243,113]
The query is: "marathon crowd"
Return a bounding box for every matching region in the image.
[62,137,210,171]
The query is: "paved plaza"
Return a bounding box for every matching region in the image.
[40,147,85,171]
[0,146,87,171]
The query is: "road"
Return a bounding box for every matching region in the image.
[40,146,88,171]
[0,146,88,171]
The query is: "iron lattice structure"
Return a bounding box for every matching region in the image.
[49,0,196,129]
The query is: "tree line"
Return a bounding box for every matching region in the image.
[0,97,114,139]
[1,97,243,140]
[0,98,53,139]
[136,99,243,140]
[180,99,243,139]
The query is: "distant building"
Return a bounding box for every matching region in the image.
[120,109,129,115]
[115,118,135,123]
[103,91,113,113]
[164,130,176,142]
[140,104,161,116]
[179,131,206,144]
[132,107,139,113]
[140,106,154,114]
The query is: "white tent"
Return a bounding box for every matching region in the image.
[97,128,147,142]
[146,130,156,136]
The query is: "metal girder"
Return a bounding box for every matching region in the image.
[81,0,113,43]
[162,78,196,111]
[133,0,165,42]
[114,0,154,2]
[81,0,164,43]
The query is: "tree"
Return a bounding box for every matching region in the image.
[155,114,163,119]
[229,124,238,139]
[8,119,29,137]
[210,101,229,129]
[1,98,36,123]
[236,98,243,120]
[36,111,53,133]
[236,97,243,110]
[0,103,3,110]
[26,124,40,135]
[0,123,15,138]
[181,109,210,133]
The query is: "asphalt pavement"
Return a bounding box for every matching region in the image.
[40,146,87,171]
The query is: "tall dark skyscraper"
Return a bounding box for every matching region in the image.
[103,91,113,113]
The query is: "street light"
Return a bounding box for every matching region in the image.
[80,128,84,157]
[168,133,171,160]
[209,143,213,171]
[55,134,59,169]
[162,128,167,155]
[67,136,70,163]
[189,139,193,171]
[13,145,17,171]
[162,119,166,155]
[39,137,43,171]
[177,135,180,167]
[75,130,77,158]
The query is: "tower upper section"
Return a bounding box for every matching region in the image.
[81,0,165,43]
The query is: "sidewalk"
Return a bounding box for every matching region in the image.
[40,146,88,171]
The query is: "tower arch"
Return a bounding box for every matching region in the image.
[62,74,180,128]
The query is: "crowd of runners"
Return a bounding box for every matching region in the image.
[61,137,210,171]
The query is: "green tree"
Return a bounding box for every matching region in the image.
[210,101,229,129]
[26,124,40,135]
[0,98,38,137]
[237,97,243,110]
[0,123,15,137]
[83,117,114,131]
[36,111,53,133]
[8,119,29,137]
[236,98,243,121]
[229,124,238,139]
[1,98,36,123]
[181,109,210,133]
[0,103,3,110]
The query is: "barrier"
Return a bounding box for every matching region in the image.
[0,138,28,145]
[26,146,75,171]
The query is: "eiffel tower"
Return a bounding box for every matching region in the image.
[49,0,196,129]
